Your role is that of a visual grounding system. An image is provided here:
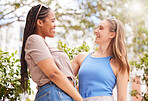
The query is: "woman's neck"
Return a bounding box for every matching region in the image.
[94,43,112,57]
[34,29,45,39]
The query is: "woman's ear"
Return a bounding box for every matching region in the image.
[110,32,116,38]
[36,19,43,27]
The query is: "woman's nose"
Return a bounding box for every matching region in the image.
[54,22,56,27]
[94,29,98,34]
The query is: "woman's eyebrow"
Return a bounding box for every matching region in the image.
[51,18,55,20]
[99,25,104,27]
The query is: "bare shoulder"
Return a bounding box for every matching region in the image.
[75,52,90,65]
[76,52,89,59]
[77,52,89,58]
[110,58,118,66]
[110,57,120,77]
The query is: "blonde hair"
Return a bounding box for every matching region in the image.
[106,19,130,75]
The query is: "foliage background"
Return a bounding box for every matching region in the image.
[0,0,147,100]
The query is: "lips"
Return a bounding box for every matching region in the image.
[51,28,55,31]
[96,35,100,39]
[97,35,100,38]
[51,28,56,34]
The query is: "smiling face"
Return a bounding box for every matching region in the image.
[94,19,115,45]
[43,11,56,38]
[42,11,56,38]
[36,10,56,38]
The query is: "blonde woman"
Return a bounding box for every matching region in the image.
[71,18,130,101]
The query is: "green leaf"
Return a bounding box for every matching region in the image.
[13,3,20,9]
[11,53,14,57]
[3,52,9,54]
[15,59,20,62]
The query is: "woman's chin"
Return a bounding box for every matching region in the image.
[94,40,97,43]
[94,40,100,44]
[48,34,55,38]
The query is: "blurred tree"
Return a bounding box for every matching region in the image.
[0,0,38,28]
[1,0,147,45]
[0,0,117,46]
[130,27,148,101]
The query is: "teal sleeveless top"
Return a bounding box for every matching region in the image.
[78,52,116,98]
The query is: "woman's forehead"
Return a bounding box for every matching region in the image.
[99,20,109,27]
[48,11,55,19]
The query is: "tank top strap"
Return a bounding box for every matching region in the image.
[107,56,112,61]
[87,52,94,58]
[88,52,93,56]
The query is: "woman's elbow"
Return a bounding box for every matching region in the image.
[48,70,61,80]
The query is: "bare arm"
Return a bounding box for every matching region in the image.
[37,58,83,101]
[71,55,80,76]
[71,52,89,76]
[117,70,129,101]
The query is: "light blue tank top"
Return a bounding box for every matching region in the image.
[78,52,116,98]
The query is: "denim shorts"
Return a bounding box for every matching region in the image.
[35,82,74,101]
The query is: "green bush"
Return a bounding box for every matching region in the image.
[0,48,31,101]
[130,53,148,100]
[130,27,148,100]
[58,41,90,60]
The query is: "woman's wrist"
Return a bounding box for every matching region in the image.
[76,97,83,101]
[75,95,83,101]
